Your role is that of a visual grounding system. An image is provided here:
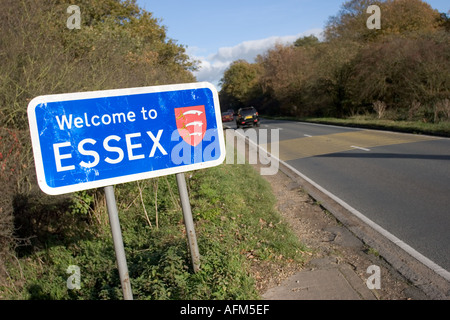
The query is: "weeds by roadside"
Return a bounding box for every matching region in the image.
[1,162,306,300]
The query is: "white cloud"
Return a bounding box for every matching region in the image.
[193,28,323,88]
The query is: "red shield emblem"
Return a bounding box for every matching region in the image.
[175,105,207,146]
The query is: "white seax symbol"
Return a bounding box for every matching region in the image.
[183,110,203,116]
[186,121,203,127]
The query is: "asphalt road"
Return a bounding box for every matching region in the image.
[225,118,450,274]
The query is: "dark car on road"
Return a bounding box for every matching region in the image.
[236,107,260,128]
[221,111,234,122]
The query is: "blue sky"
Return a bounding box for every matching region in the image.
[137,0,449,88]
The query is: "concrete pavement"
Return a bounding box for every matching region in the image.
[262,259,377,300]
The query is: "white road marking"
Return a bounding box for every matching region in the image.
[351,145,371,151]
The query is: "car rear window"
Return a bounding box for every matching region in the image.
[240,109,256,116]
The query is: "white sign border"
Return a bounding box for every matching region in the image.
[27,82,226,195]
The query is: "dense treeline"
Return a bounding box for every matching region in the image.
[0,0,196,285]
[0,0,196,130]
[220,0,450,122]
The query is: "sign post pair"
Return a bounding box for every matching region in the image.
[28,82,225,299]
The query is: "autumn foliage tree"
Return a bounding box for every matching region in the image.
[0,0,196,130]
[219,0,449,121]
[347,33,450,118]
[0,0,197,281]
[219,60,261,110]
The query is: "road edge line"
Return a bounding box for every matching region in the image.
[229,127,450,299]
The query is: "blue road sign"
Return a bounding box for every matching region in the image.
[28,82,225,195]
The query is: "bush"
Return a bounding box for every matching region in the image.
[0,0,197,296]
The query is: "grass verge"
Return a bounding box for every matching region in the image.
[265,115,450,137]
[1,162,306,300]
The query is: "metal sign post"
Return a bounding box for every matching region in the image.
[176,173,200,273]
[104,185,133,300]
